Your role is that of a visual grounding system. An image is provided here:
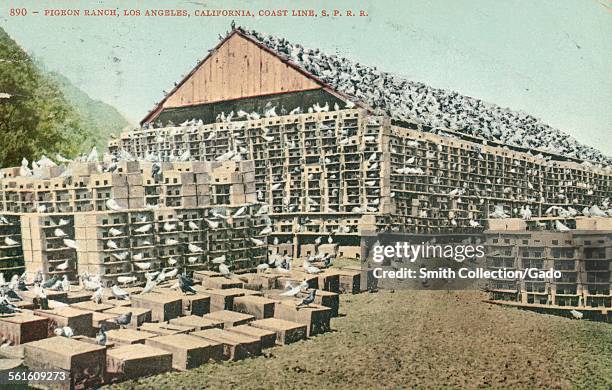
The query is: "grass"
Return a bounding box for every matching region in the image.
[106,289,611,389]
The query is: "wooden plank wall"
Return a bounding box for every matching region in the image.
[164,34,321,108]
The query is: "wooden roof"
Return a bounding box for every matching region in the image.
[141,30,363,125]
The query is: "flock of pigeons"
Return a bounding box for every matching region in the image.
[490,198,612,231]
[230,27,611,166]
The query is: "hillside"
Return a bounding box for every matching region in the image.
[0,27,86,167]
[0,27,129,168]
[44,70,130,153]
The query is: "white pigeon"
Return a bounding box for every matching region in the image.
[233,206,247,218]
[570,309,583,319]
[187,256,198,264]
[112,252,129,261]
[91,287,103,304]
[280,281,307,297]
[106,240,118,250]
[106,199,123,211]
[257,263,270,272]
[111,285,129,300]
[163,222,176,231]
[141,279,157,294]
[256,204,269,215]
[4,237,18,246]
[520,206,532,220]
[259,226,272,235]
[63,239,78,250]
[61,275,70,292]
[589,205,607,217]
[134,262,152,270]
[219,263,231,277]
[303,261,322,274]
[250,237,265,246]
[204,219,219,229]
[188,243,203,253]
[54,228,67,238]
[132,253,144,261]
[212,255,226,264]
[555,220,570,232]
[109,228,123,236]
[168,257,178,266]
[490,205,509,219]
[155,269,167,282]
[56,260,69,271]
[135,224,152,234]
[188,221,199,230]
[165,268,179,279]
[117,276,137,285]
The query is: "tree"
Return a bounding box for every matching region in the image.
[0,28,88,168]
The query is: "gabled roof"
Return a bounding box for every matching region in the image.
[141,29,370,125]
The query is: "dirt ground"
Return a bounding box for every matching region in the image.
[107,289,611,390]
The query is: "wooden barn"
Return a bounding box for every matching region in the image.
[141,29,363,126]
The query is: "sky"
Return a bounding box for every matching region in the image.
[1,0,611,154]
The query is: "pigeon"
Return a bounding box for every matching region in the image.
[280,280,308,297]
[303,260,322,274]
[63,239,78,250]
[106,199,123,211]
[56,260,69,271]
[112,252,129,261]
[165,268,179,279]
[115,312,132,327]
[141,278,157,295]
[61,275,70,292]
[117,276,137,285]
[233,206,247,218]
[0,299,21,314]
[96,325,107,345]
[106,240,119,250]
[520,206,532,220]
[54,326,74,338]
[109,228,123,236]
[204,219,219,229]
[212,255,226,264]
[219,263,232,278]
[296,289,317,308]
[589,205,607,217]
[134,224,152,234]
[54,228,67,238]
[188,221,199,230]
[42,276,59,289]
[155,269,167,283]
[179,274,197,294]
[250,237,265,246]
[134,262,152,270]
[163,222,176,231]
[4,237,18,246]
[257,263,270,272]
[555,220,570,232]
[91,287,104,304]
[168,257,178,266]
[570,309,583,320]
[188,243,203,253]
[111,285,129,300]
